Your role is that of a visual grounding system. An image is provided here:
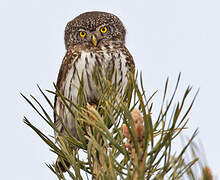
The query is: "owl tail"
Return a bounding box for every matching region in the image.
[55,156,70,172]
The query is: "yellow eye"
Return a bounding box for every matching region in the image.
[79,31,86,37]
[100,26,108,34]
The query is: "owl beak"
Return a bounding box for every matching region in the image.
[91,34,97,47]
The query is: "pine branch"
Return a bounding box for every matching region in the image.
[22,72,213,179]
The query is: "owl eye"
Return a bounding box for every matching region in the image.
[79,31,87,38]
[100,26,108,34]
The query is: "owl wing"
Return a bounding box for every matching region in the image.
[121,45,135,72]
[54,48,79,136]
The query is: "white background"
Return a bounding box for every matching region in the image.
[0,0,219,179]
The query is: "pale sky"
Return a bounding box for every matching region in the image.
[1,0,219,179]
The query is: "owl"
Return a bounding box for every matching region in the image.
[54,11,135,170]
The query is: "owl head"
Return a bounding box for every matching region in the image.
[64,11,126,49]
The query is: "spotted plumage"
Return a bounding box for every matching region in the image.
[54,11,135,142]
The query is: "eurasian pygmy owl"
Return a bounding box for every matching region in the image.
[54,11,135,162]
